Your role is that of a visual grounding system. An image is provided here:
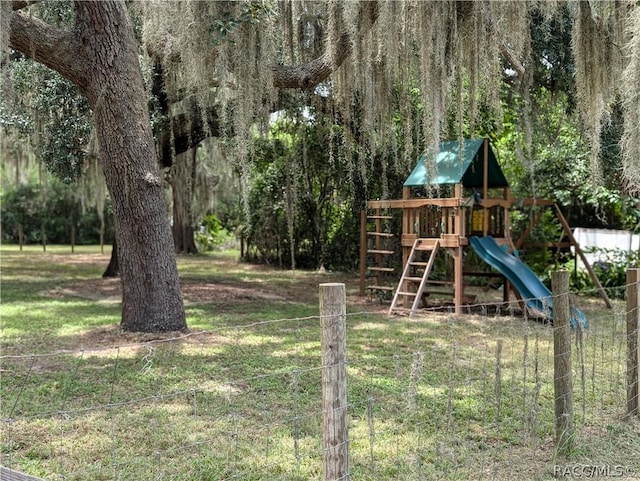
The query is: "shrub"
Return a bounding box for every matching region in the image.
[587,247,640,299]
[195,213,231,251]
[0,182,113,245]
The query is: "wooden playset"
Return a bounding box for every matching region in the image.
[358,138,611,316]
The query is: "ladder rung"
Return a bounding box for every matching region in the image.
[367,232,394,237]
[367,249,394,255]
[368,267,395,272]
[389,238,440,316]
[366,285,394,291]
[367,215,394,220]
[396,291,418,297]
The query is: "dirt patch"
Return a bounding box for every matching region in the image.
[43,277,288,305]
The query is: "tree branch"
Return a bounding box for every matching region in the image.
[272,32,350,90]
[272,1,379,90]
[12,1,39,10]
[500,43,526,78]
[8,9,87,88]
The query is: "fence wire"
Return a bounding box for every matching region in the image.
[1,284,639,481]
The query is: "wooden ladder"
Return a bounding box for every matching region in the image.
[389,238,440,316]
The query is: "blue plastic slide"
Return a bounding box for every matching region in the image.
[468,236,588,329]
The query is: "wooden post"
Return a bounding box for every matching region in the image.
[552,270,574,452]
[100,219,105,254]
[454,183,464,313]
[374,208,381,290]
[359,210,367,296]
[495,339,503,421]
[482,139,489,236]
[18,224,24,251]
[503,187,511,303]
[453,247,463,314]
[319,283,349,481]
[40,223,46,252]
[71,224,76,253]
[627,268,640,416]
[554,204,612,308]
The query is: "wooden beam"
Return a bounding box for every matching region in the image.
[367,198,464,209]
[453,246,463,314]
[0,466,47,481]
[359,209,367,296]
[319,283,349,480]
[454,183,464,237]
[482,139,489,236]
[503,186,511,302]
[627,268,639,416]
[515,211,544,250]
[553,204,612,309]
[552,271,574,453]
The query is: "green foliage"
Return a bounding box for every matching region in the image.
[528,246,639,298]
[0,182,113,245]
[36,70,91,183]
[587,247,640,299]
[244,113,359,269]
[209,0,276,44]
[496,87,640,236]
[2,58,91,184]
[1,1,90,184]
[194,213,231,251]
[528,4,575,104]
[0,184,45,244]
[243,102,411,271]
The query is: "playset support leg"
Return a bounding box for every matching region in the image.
[359,209,367,296]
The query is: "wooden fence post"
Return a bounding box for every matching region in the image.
[552,270,573,453]
[319,283,349,481]
[627,268,640,417]
[359,210,367,296]
[18,224,24,251]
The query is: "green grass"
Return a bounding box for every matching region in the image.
[1,245,639,480]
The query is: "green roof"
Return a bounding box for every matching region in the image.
[404,138,509,188]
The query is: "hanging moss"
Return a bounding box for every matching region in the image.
[136,0,638,234]
[572,0,626,184]
[621,8,640,195]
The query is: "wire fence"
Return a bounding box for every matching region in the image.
[1,275,639,481]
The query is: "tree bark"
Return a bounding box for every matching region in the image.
[102,237,120,278]
[9,1,187,332]
[272,1,379,89]
[171,148,199,254]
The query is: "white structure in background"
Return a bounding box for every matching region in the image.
[572,228,640,267]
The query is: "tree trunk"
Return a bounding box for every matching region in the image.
[102,237,120,278]
[171,148,199,254]
[75,3,186,332]
[9,1,187,332]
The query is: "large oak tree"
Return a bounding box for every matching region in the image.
[8,1,186,332]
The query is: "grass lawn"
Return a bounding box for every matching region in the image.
[1,245,639,480]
